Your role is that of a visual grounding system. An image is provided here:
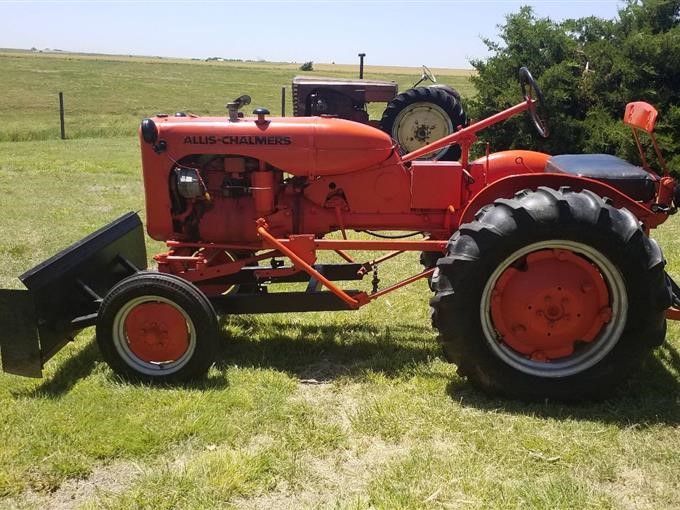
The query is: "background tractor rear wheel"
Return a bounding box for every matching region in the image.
[430,187,671,400]
[97,272,220,383]
[380,86,466,161]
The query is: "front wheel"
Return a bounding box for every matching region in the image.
[431,187,670,400]
[96,272,220,383]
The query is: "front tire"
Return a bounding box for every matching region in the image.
[431,187,670,400]
[96,272,219,383]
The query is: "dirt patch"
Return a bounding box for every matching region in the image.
[234,437,406,509]
[232,382,407,508]
[294,380,362,433]
[8,460,142,510]
[600,466,664,510]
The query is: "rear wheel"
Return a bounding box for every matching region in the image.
[431,187,670,400]
[380,86,466,161]
[97,272,219,383]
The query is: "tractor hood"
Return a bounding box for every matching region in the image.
[143,115,396,176]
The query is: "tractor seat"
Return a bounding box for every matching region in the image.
[545,154,657,201]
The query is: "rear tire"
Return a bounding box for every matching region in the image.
[97,272,219,383]
[430,187,670,400]
[380,86,466,161]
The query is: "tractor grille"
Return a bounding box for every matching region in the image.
[292,80,303,117]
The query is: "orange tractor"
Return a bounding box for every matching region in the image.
[1,68,678,400]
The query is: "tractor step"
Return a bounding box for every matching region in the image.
[0,212,147,377]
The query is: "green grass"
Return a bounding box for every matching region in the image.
[0,52,679,509]
[0,51,475,142]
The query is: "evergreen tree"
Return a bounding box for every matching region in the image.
[470,1,680,171]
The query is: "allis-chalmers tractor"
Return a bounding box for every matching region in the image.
[1,68,679,400]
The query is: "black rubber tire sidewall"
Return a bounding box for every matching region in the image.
[96,271,220,383]
[430,187,670,401]
[380,86,466,161]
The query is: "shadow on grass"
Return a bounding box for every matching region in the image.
[13,318,438,397]
[446,343,680,427]
[17,316,680,429]
[213,317,438,382]
[15,340,100,398]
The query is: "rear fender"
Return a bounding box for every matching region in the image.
[460,173,663,228]
[0,212,147,377]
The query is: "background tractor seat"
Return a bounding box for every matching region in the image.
[545,153,658,201]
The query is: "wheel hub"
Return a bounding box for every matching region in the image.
[392,102,453,158]
[414,123,434,142]
[124,302,190,363]
[490,249,611,360]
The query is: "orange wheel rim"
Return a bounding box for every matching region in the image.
[124,302,190,363]
[490,248,612,362]
[481,241,627,379]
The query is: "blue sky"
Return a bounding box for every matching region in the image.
[1,1,622,68]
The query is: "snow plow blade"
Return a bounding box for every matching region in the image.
[0,212,147,377]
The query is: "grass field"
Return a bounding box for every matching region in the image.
[0,50,475,143]
[0,51,679,509]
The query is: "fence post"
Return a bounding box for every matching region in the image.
[58,92,65,139]
[281,86,286,116]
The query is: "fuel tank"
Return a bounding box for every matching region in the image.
[466,150,550,196]
[150,114,395,176]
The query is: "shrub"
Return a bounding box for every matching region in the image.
[470,1,680,173]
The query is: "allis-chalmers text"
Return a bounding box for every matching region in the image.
[182,135,292,145]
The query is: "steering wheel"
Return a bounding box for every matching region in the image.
[422,65,437,84]
[519,67,549,138]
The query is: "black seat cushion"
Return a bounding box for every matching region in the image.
[546,154,657,201]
